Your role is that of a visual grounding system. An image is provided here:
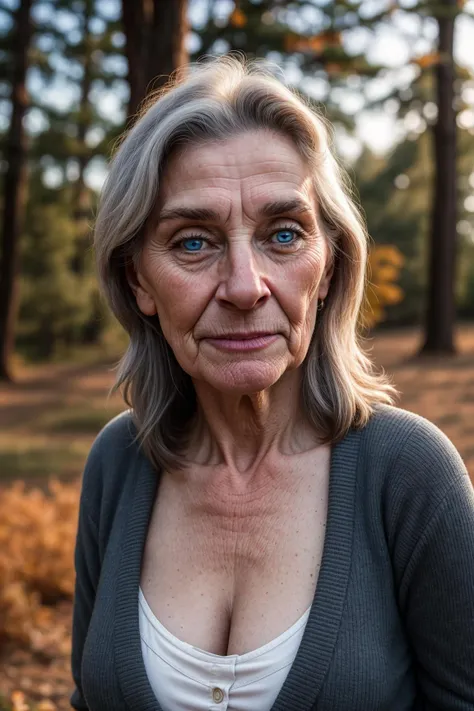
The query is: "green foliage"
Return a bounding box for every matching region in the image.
[354,138,427,324]
[0,0,128,361]
[17,176,100,358]
[0,441,90,481]
[354,121,474,325]
[0,695,14,711]
[36,405,122,434]
[0,0,472,364]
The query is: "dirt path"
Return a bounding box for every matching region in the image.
[0,357,125,492]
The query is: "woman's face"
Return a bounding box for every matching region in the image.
[129,129,333,394]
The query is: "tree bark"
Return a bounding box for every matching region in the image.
[148,0,188,93]
[420,0,458,355]
[121,0,188,121]
[0,0,33,381]
[121,0,146,120]
[71,0,93,276]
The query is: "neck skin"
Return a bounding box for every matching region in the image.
[184,367,323,479]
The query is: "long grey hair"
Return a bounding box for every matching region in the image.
[94,53,398,473]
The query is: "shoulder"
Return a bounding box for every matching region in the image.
[364,404,470,548]
[79,409,141,517]
[363,403,467,486]
[83,408,139,475]
[89,408,138,456]
[363,401,452,445]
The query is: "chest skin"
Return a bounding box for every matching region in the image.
[139,444,331,656]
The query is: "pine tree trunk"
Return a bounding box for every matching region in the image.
[147,0,188,92]
[71,0,93,277]
[420,1,458,355]
[0,0,33,381]
[121,0,146,119]
[121,0,188,121]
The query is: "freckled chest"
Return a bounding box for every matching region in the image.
[140,445,331,656]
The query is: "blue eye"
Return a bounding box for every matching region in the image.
[182,238,204,251]
[274,229,298,245]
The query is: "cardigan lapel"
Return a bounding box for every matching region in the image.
[115,453,164,711]
[270,425,360,710]
[114,425,360,711]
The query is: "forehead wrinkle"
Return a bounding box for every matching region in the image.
[187,147,307,176]
[159,159,316,227]
[170,149,308,184]
[157,193,233,226]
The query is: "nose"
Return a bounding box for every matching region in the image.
[215,241,271,310]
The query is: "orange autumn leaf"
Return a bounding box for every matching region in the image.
[230,8,247,27]
[0,479,80,650]
[369,244,405,268]
[283,31,341,55]
[415,52,440,69]
[11,691,30,711]
[37,701,57,711]
[362,245,405,328]
[307,36,326,53]
[320,30,342,48]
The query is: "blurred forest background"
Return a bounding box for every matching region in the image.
[1,0,474,372]
[1,0,474,709]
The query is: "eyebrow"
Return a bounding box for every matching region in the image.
[157,198,314,223]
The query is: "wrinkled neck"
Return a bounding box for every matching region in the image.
[185,368,320,475]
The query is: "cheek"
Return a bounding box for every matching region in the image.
[145,259,210,337]
[278,252,324,321]
[303,242,330,304]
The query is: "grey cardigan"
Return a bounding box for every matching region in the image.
[70,403,474,710]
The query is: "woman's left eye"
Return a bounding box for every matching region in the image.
[271,226,303,246]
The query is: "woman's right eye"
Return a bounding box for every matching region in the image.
[173,235,209,252]
[181,237,204,252]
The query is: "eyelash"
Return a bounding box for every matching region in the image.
[171,224,305,253]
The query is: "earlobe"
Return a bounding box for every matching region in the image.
[136,289,157,317]
[125,262,157,316]
[318,266,333,302]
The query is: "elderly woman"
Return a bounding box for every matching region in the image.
[70,55,474,711]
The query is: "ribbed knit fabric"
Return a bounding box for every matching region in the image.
[70,403,474,711]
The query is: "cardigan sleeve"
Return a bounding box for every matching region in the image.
[70,440,103,711]
[385,418,474,709]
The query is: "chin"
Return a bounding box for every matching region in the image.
[207,361,286,395]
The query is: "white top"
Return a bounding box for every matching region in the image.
[139,585,311,711]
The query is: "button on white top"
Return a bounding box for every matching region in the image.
[212,687,224,703]
[139,585,312,711]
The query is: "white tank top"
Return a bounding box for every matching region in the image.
[139,585,311,710]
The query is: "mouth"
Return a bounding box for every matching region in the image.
[203,333,280,352]
[213,332,276,340]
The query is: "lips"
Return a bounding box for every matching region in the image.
[211,332,275,340]
[204,333,279,351]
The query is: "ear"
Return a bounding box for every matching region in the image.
[125,260,157,316]
[318,258,334,301]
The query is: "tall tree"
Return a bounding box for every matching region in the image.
[0,0,33,380]
[420,0,458,354]
[18,0,127,354]
[121,0,189,120]
[346,0,471,352]
[71,0,94,276]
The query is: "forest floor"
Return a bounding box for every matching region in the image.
[1,325,474,709]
